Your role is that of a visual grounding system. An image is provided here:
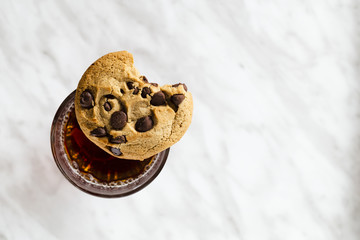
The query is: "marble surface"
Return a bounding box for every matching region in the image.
[0,0,360,239]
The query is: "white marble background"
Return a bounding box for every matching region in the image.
[0,0,359,239]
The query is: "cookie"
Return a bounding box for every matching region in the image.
[75,51,193,160]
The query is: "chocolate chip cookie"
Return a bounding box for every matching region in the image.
[75,51,193,160]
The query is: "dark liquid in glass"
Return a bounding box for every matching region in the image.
[63,108,154,183]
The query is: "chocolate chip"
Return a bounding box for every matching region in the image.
[104,94,116,99]
[104,102,112,111]
[127,82,134,89]
[90,127,107,137]
[172,83,188,92]
[80,90,94,108]
[141,87,151,98]
[120,89,125,94]
[150,83,158,87]
[110,111,127,130]
[141,76,148,83]
[135,116,154,132]
[108,147,122,156]
[109,135,126,144]
[171,94,185,106]
[150,91,166,106]
[133,87,139,95]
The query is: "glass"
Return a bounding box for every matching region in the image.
[50,90,169,198]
